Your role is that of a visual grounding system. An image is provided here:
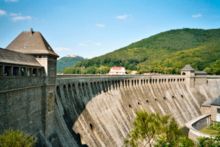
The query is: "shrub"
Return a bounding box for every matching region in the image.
[0,129,36,147]
[125,111,194,147]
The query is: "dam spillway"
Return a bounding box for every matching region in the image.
[55,75,220,147]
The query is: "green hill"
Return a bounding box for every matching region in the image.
[64,28,220,74]
[57,55,84,73]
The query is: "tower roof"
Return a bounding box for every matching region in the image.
[181,64,195,71]
[6,29,59,57]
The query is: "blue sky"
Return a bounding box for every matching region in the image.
[0,0,220,58]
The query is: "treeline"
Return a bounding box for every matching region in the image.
[64,28,220,75]
[64,65,110,74]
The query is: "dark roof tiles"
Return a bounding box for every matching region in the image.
[181,64,195,71]
[7,30,58,57]
[0,48,42,67]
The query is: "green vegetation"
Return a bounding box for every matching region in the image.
[201,127,220,136]
[57,56,84,73]
[200,122,220,136]
[64,28,220,74]
[192,122,220,146]
[198,135,220,147]
[0,129,36,147]
[64,65,110,74]
[124,111,194,147]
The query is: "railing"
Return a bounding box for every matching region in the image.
[206,75,220,79]
[56,74,186,79]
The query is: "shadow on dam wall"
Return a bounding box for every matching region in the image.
[55,75,220,146]
[55,76,129,146]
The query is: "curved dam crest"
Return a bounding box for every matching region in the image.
[55,75,220,147]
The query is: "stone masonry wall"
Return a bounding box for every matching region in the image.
[0,77,45,136]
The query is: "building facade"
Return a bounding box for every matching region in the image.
[108,66,126,75]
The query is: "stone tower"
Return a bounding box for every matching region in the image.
[7,28,59,136]
[181,64,195,77]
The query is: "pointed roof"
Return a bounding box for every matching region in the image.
[181,64,195,71]
[6,28,59,57]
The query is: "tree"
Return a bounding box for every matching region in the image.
[0,129,36,147]
[125,111,194,147]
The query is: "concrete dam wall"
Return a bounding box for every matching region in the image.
[55,75,220,147]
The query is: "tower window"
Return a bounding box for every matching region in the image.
[217,108,220,113]
[4,66,12,76]
[32,68,37,76]
[0,65,3,76]
[13,67,19,76]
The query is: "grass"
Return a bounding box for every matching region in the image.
[200,122,220,136]
[200,127,220,136]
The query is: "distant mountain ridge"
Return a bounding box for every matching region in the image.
[64,28,220,74]
[57,55,84,73]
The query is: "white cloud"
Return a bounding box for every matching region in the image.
[0,9,7,16]
[5,0,18,2]
[116,14,129,20]
[96,23,105,28]
[10,13,18,17]
[192,13,202,18]
[10,13,32,21]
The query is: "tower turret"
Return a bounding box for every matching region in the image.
[6,28,58,137]
[181,64,195,77]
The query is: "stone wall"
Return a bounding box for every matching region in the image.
[0,77,45,135]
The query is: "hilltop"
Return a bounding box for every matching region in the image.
[64,28,220,74]
[57,55,84,73]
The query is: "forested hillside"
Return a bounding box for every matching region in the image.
[57,56,84,73]
[64,28,220,74]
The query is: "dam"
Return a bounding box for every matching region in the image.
[0,29,220,146]
[55,74,220,146]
